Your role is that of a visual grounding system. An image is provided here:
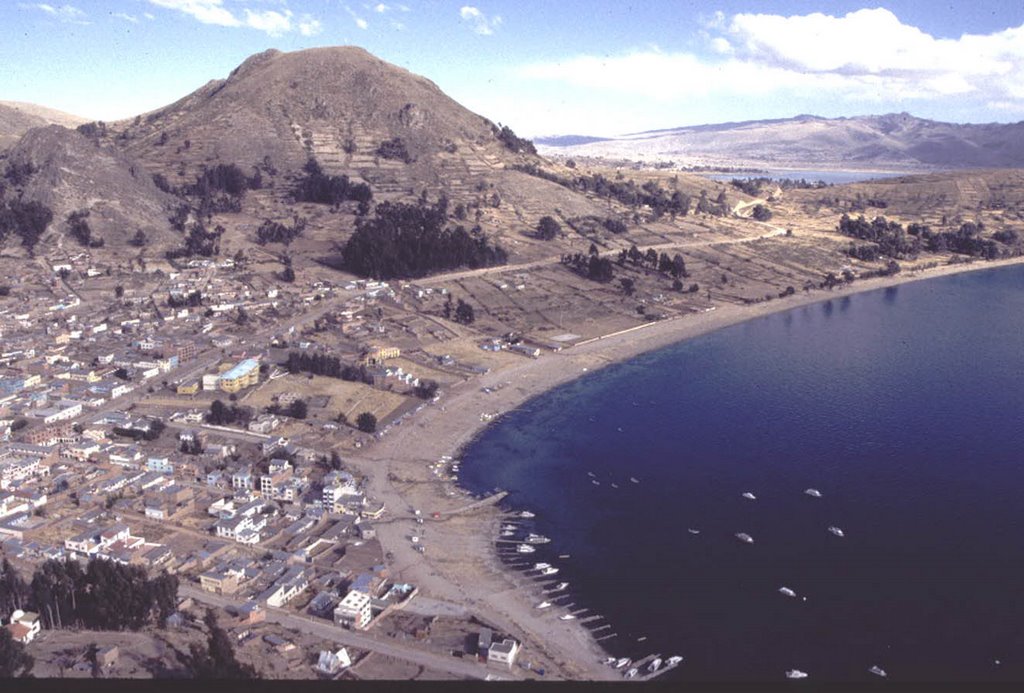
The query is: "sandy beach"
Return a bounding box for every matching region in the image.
[342,254,1024,680]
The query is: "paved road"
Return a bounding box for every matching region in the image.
[179,585,502,681]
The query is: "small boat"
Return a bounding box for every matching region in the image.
[610,483,619,488]
[519,511,536,518]
[591,480,600,486]
[535,601,552,609]
[533,562,551,570]
[735,532,754,544]
[637,636,647,642]
[500,530,516,537]
[553,582,569,591]
[779,587,797,597]
[742,491,757,500]
[604,657,617,666]
[828,526,845,538]
[516,544,536,553]
[615,658,631,669]
[587,472,596,478]
[540,567,559,576]
[648,658,662,672]
[624,668,638,678]
[501,524,517,531]
[869,665,887,678]
[559,614,576,621]
[687,528,700,535]
[786,669,809,679]
[526,533,551,544]
[804,488,822,498]
[630,477,639,484]
[666,656,683,666]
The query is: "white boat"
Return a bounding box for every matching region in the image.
[630,477,640,484]
[559,614,576,621]
[516,544,536,553]
[828,526,845,538]
[533,562,551,570]
[666,656,683,666]
[519,511,535,518]
[535,601,552,609]
[500,531,516,537]
[553,582,569,591]
[624,668,638,678]
[687,528,700,535]
[501,524,518,531]
[804,488,822,498]
[648,658,663,672]
[779,587,797,597]
[604,657,617,666]
[735,532,754,544]
[526,533,550,544]
[786,669,809,679]
[610,483,619,488]
[615,658,631,669]
[591,480,600,485]
[587,472,596,478]
[742,491,757,500]
[869,665,887,677]
[540,566,559,576]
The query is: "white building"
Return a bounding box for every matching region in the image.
[334,590,372,630]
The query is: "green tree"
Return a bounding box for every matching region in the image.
[356,412,377,433]
[0,627,33,678]
[453,299,475,325]
[187,610,257,679]
[535,216,561,240]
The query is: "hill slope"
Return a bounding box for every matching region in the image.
[0,100,88,151]
[538,113,1024,171]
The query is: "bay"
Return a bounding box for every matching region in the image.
[459,264,1024,682]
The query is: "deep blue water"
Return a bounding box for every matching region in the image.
[459,265,1024,682]
[704,169,909,185]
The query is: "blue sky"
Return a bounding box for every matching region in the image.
[2,1,1024,136]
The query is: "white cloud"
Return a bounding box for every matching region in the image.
[460,6,501,36]
[374,3,389,12]
[20,3,89,24]
[516,10,1024,117]
[243,8,292,35]
[345,5,368,30]
[146,0,239,27]
[146,1,324,36]
[143,12,155,20]
[113,12,139,23]
[298,14,322,36]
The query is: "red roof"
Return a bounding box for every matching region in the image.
[6,623,31,642]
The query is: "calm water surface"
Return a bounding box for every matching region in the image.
[460,265,1024,682]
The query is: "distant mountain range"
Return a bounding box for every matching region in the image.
[535,113,1024,170]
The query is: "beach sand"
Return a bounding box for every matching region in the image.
[342,255,1024,680]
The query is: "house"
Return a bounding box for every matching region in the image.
[199,569,240,595]
[306,591,339,618]
[315,648,351,675]
[487,638,520,669]
[235,600,265,625]
[262,566,309,607]
[4,609,41,644]
[333,590,372,630]
[217,358,260,393]
[97,645,119,669]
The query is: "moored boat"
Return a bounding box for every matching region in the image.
[516,544,536,553]
[742,491,757,500]
[828,526,845,538]
[559,613,576,621]
[533,562,551,570]
[665,656,683,666]
[526,533,550,544]
[540,566,559,575]
[624,668,638,678]
[804,488,822,498]
[735,532,754,544]
[648,658,663,672]
[519,511,536,518]
[615,658,631,669]
[779,587,797,597]
[535,601,552,609]
[786,670,809,679]
[869,665,887,677]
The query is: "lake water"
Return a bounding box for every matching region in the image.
[459,265,1024,682]
[703,169,911,185]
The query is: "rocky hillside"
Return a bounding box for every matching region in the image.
[538,113,1024,171]
[2,126,178,255]
[0,100,87,151]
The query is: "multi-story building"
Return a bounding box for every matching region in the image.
[334,590,372,630]
[217,359,260,394]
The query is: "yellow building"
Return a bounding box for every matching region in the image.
[217,359,260,393]
[176,382,200,395]
[362,346,400,366]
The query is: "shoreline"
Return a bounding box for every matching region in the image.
[346,254,1024,680]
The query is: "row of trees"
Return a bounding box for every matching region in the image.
[112,419,165,442]
[166,221,224,260]
[255,217,306,246]
[339,198,508,279]
[207,400,254,427]
[292,158,372,209]
[562,252,615,283]
[838,214,1022,261]
[1,557,178,633]
[283,351,374,385]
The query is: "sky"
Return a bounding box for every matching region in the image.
[2,1,1024,137]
